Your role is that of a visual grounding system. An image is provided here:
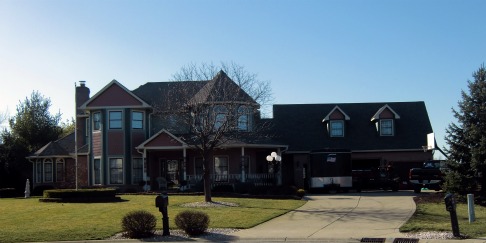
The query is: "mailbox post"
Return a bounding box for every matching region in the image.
[155,193,170,236]
[444,193,460,237]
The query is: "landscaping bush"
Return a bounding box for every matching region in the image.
[174,210,210,236]
[296,189,305,198]
[0,188,16,198]
[212,184,234,193]
[121,210,156,238]
[234,182,255,194]
[40,188,120,202]
[32,185,54,196]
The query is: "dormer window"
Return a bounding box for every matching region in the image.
[380,119,394,136]
[330,120,344,137]
[371,104,400,137]
[322,105,350,138]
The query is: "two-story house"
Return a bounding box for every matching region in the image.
[28,71,286,192]
[28,72,434,192]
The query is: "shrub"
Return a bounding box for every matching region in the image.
[40,188,120,202]
[121,210,156,238]
[174,210,210,236]
[296,189,305,198]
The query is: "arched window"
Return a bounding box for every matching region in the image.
[238,106,249,131]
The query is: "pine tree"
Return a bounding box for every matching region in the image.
[444,65,486,195]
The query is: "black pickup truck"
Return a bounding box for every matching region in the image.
[409,160,445,193]
[353,165,400,192]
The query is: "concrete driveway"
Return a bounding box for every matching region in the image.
[231,191,416,241]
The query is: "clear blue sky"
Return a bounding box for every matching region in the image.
[1,0,485,158]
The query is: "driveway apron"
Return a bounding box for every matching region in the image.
[231,191,416,240]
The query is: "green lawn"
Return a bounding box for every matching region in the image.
[0,195,305,242]
[400,192,486,238]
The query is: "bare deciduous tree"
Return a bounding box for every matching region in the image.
[157,62,274,202]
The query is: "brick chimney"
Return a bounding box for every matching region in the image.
[76,81,90,115]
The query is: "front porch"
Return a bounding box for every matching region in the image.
[149,173,278,192]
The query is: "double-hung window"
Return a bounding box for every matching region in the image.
[132,158,143,185]
[214,106,227,130]
[132,111,143,129]
[109,111,122,129]
[238,106,249,131]
[93,112,101,130]
[93,159,101,185]
[380,119,394,136]
[56,159,65,182]
[109,158,123,184]
[330,120,344,137]
[44,159,53,182]
[36,161,42,183]
[214,156,229,182]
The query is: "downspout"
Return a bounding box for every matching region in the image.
[74,82,78,190]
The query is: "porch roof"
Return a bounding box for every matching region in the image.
[136,129,287,150]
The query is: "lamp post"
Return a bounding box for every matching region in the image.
[266,152,282,185]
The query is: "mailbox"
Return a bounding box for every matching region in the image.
[155,193,170,236]
[444,193,456,212]
[155,194,168,209]
[444,193,460,237]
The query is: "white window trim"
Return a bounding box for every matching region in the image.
[380,119,394,136]
[329,120,344,137]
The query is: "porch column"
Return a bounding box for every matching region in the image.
[241,147,246,183]
[277,148,282,186]
[142,149,150,191]
[183,147,187,181]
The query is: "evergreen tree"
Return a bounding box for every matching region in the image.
[444,65,486,195]
[0,91,63,191]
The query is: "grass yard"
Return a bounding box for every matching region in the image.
[0,195,305,242]
[400,192,486,238]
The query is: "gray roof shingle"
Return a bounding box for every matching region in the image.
[272,102,433,152]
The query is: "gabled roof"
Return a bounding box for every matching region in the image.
[371,104,401,121]
[132,71,258,111]
[132,81,206,110]
[322,105,351,122]
[136,129,188,150]
[273,102,432,152]
[187,71,258,106]
[80,80,151,109]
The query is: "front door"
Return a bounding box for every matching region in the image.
[160,159,179,185]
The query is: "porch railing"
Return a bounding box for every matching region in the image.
[186,173,276,187]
